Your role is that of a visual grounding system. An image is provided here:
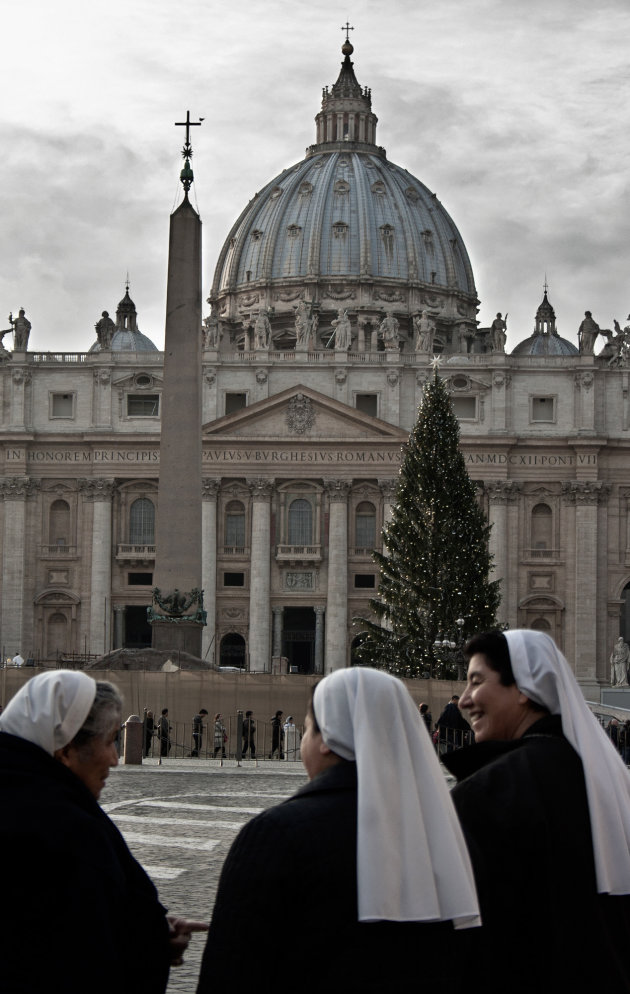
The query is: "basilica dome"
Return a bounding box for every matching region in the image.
[211,41,479,354]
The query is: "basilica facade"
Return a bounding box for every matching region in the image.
[1,39,627,694]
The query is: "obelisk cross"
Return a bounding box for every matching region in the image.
[341,21,354,43]
[175,111,203,194]
[175,111,203,155]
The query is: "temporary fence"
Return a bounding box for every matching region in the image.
[140,713,304,763]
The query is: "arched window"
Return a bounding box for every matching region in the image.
[225,501,245,550]
[220,633,246,669]
[49,499,70,547]
[288,499,312,545]
[129,498,155,545]
[531,503,552,554]
[355,501,376,551]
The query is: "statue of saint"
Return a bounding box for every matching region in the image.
[253,309,272,350]
[610,636,630,687]
[578,311,600,354]
[414,310,435,353]
[490,312,507,352]
[9,309,31,351]
[294,300,315,352]
[331,308,352,351]
[95,311,115,350]
[202,303,221,349]
[379,312,399,350]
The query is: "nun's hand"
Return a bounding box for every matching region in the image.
[166,915,209,966]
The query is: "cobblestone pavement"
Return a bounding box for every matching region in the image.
[102,758,308,993]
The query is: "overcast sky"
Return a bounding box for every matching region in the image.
[2,0,629,353]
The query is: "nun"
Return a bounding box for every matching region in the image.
[444,629,630,993]
[0,670,206,994]
[197,667,480,993]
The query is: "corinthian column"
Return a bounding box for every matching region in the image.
[486,481,521,627]
[80,479,115,656]
[0,477,38,655]
[248,479,273,672]
[201,479,220,663]
[325,480,350,672]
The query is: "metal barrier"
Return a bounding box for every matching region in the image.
[434,727,474,755]
[140,713,304,763]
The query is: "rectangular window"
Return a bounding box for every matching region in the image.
[225,393,247,415]
[50,393,75,418]
[451,396,476,420]
[354,574,376,589]
[531,396,555,422]
[224,572,245,587]
[127,394,160,417]
[128,572,153,586]
[355,394,378,417]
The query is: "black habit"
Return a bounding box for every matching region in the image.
[443,715,630,993]
[0,731,171,994]
[197,761,471,993]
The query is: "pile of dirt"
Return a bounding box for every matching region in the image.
[85,648,217,672]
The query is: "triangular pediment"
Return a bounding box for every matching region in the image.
[202,384,408,441]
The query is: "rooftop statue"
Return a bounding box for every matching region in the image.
[95,311,115,350]
[252,309,272,351]
[331,308,352,351]
[414,310,436,353]
[600,317,630,366]
[202,303,221,349]
[578,311,601,354]
[379,312,399,350]
[490,312,507,352]
[294,299,317,352]
[8,309,31,351]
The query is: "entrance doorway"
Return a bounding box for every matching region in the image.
[124,605,151,648]
[220,633,246,669]
[282,606,315,674]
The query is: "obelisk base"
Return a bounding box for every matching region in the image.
[151,620,204,657]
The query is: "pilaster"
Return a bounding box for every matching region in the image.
[325,479,350,671]
[247,478,273,672]
[0,476,39,655]
[201,479,220,663]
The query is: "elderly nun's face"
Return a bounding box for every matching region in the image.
[57,718,120,799]
[459,653,537,743]
[300,710,341,780]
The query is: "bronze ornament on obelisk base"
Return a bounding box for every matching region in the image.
[149,112,206,656]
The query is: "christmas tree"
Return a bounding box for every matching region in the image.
[355,367,500,677]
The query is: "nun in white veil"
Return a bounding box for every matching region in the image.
[198,667,480,994]
[0,671,205,994]
[444,629,630,994]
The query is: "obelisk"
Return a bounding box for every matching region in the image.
[150,112,206,655]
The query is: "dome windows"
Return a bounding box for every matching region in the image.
[334,179,350,195]
[332,221,349,239]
